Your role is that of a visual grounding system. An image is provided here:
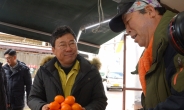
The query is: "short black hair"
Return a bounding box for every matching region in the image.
[50,25,76,47]
[4,49,16,56]
[139,7,166,15]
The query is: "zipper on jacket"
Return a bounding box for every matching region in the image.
[41,66,64,95]
[146,42,163,104]
[154,42,162,103]
[146,42,162,76]
[152,42,162,64]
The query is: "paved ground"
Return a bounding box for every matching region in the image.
[103,81,123,110]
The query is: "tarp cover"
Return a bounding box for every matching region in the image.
[0,0,122,54]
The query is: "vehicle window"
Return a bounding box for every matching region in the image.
[108,72,123,79]
[100,72,105,76]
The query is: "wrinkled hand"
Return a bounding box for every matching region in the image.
[42,104,50,110]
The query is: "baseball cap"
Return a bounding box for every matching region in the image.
[109,0,135,33]
[109,0,162,33]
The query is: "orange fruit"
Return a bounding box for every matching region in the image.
[64,96,75,105]
[61,103,72,110]
[49,101,60,110]
[72,103,83,110]
[61,102,66,107]
[54,95,65,103]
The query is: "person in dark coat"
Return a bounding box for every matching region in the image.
[3,49,32,110]
[0,62,7,110]
[28,26,107,110]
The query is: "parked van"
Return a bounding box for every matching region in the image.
[100,71,107,82]
[106,72,123,91]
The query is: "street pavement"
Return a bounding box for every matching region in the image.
[103,81,123,110]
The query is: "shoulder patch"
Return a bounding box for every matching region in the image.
[171,68,184,92]
[172,54,184,92]
[174,54,184,69]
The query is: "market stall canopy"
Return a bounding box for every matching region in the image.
[0,0,122,54]
[1,0,183,54]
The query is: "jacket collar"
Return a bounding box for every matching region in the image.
[4,60,25,69]
[152,10,176,63]
[43,54,92,75]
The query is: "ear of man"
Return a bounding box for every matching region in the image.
[144,5,157,18]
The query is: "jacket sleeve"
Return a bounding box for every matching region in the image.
[27,68,48,110]
[149,91,184,110]
[84,70,107,110]
[149,54,184,110]
[131,64,138,74]
[23,67,32,101]
[0,64,7,110]
[2,68,7,99]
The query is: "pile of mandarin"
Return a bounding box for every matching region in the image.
[49,95,83,110]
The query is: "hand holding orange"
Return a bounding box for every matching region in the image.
[49,101,60,110]
[48,95,83,110]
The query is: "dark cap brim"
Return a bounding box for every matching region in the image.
[109,1,135,33]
